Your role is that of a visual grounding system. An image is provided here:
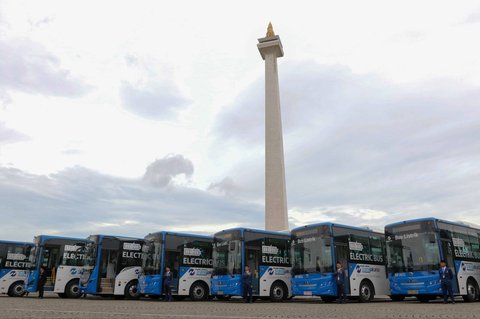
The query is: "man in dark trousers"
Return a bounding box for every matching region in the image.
[335,261,346,304]
[242,265,253,303]
[163,266,173,302]
[439,260,455,304]
[38,266,47,299]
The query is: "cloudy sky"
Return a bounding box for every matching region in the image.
[1,0,480,241]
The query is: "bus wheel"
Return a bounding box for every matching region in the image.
[389,295,405,301]
[125,280,140,300]
[270,281,287,302]
[463,279,479,302]
[8,281,26,297]
[190,282,208,301]
[359,280,374,302]
[65,280,82,298]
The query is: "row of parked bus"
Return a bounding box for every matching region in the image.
[1,217,480,303]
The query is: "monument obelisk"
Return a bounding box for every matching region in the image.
[257,23,288,231]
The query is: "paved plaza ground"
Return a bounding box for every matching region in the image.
[1,294,478,319]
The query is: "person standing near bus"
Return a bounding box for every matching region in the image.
[335,261,346,304]
[439,260,455,304]
[242,265,253,303]
[163,266,173,302]
[38,266,47,299]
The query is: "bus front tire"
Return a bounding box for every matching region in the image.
[125,280,140,300]
[358,280,374,302]
[65,280,82,299]
[8,281,26,297]
[189,281,209,301]
[270,281,287,302]
[463,279,479,302]
[389,295,405,301]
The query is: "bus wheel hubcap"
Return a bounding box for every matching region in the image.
[130,285,138,295]
[15,285,23,294]
[362,286,370,298]
[274,287,283,298]
[468,284,476,297]
[195,287,204,297]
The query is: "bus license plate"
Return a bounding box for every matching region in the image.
[303,291,313,296]
[408,290,418,294]
[217,291,224,295]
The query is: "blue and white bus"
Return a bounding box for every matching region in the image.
[291,223,389,302]
[27,235,89,298]
[211,228,291,302]
[138,231,213,301]
[80,235,144,299]
[385,217,480,302]
[0,240,34,297]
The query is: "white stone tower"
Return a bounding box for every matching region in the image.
[257,23,288,231]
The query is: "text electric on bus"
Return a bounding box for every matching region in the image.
[385,217,480,302]
[211,228,292,302]
[291,222,389,302]
[139,231,213,301]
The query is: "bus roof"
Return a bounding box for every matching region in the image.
[291,222,373,234]
[0,239,33,245]
[385,217,480,231]
[35,235,91,243]
[214,227,290,237]
[145,231,212,240]
[89,234,144,241]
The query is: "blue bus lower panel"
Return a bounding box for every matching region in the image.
[389,271,441,295]
[26,270,39,292]
[291,273,336,297]
[139,274,163,296]
[211,274,242,296]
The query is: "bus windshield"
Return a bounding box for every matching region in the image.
[83,242,97,268]
[386,223,440,272]
[291,234,333,275]
[213,232,241,276]
[142,239,161,275]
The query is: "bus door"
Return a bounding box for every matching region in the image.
[41,244,61,290]
[164,250,181,294]
[98,238,119,294]
[245,246,260,295]
[334,239,350,294]
[441,239,459,293]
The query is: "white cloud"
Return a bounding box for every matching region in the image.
[143,154,194,188]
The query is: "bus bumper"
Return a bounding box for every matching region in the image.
[389,272,441,295]
[211,275,242,296]
[291,273,335,297]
